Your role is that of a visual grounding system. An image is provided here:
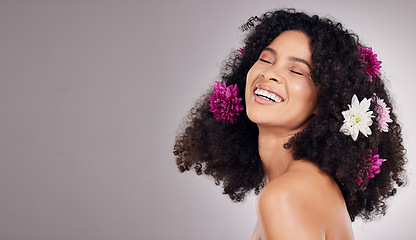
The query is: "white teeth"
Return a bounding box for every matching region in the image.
[254,88,283,103]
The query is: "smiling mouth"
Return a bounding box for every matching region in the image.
[254,87,284,103]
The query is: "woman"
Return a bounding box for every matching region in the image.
[173,9,406,239]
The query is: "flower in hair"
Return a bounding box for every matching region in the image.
[340,94,373,141]
[358,46,382,82]
[237,47,246,56]
[357,148,387,189]
[373,96,392,132]
[207,81,244,123]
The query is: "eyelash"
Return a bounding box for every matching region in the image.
[290,70,303,76]
[259,58,304,76]
[258,58,272,64]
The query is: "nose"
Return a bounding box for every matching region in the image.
[261,71,282,83]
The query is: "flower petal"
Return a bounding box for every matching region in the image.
[340,94,374,140]
[208,81,244,123]
[351,94,359,107]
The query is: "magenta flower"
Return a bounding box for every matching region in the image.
[357,148,387,189]
[207,81,244,123]
[374,96,392,132]
[237,47,246,56]
[357,177,364,187]
[358,46,382,82]
[366,148,386,178]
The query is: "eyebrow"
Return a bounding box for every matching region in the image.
[264,47,277,54]
[263,47,312,70]
[289,56,312,70]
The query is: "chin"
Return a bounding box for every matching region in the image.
[247,112,277,127]
[246,109,265,124]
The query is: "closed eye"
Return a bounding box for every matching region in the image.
[290,70,303,76]
[259,58,272,64]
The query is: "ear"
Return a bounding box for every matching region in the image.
[313,87,321,115]
[313,104,319,115]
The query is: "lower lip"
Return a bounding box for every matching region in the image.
[253,95,281,105]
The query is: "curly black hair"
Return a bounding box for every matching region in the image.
[173,8,406,221]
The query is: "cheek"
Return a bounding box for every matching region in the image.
[246,67,256,83]
[245,68,256,95]
[291,81,319,107]
[246,64,262,85]
[292,80,317,96]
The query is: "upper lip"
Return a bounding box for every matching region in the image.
[254,84,285,101]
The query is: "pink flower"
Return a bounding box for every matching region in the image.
[358,46,382,82]
[357,177,364,187]
[366,148,386,178]
[237,47,246,56]
[357,148,387,189]
[374,96,392,132]
[207,81,244,123]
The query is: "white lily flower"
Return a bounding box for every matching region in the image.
[340,94,373,141]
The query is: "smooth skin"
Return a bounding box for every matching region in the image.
[246,30,354,240]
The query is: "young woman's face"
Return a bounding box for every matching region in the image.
[245,30,319,134]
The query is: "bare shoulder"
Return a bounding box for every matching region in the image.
[256,172,323,238]
[256,162,353,239]
[257,162,337,213]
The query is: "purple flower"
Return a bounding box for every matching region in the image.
[237,47,246,56]
[366,148,386,178]
[358,46,382,82]
[207,81,244,123]
[357,148,387,189]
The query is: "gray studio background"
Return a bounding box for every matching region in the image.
[0,0,415,239]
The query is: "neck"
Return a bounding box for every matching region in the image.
[257,126,297,184]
